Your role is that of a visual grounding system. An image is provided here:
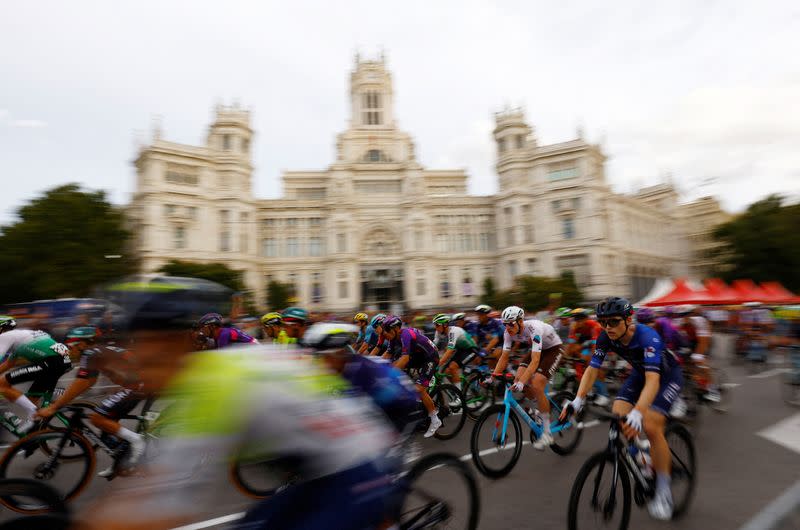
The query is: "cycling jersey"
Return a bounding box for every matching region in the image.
[503,319,562,353]
[652,317,684,352]
[76,344,141,388]
[471,318,504,348]
[568,320,602,353]
[389,328,439,366]
[0,329,66,363]
[447,325,478,353]
[592,324,678,374]
[213,327,257,349]
[680,315,711,351]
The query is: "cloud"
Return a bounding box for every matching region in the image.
[10,119,47,128]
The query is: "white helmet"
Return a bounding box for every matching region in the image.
[501,306,524,323]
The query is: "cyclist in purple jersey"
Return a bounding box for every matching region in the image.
[197,313,258,349]
[380,316,442,437]
[636,308,685,353]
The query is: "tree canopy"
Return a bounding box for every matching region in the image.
[0,184,136,304]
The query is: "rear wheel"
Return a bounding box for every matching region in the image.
[399,453,480,530]
[567,451,631,530]
[430,384,467,440]
[470,404,523,478]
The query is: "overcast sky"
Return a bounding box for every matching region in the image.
[2,1,799,224]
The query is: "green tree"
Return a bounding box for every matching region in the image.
[0,184,136,304]
[481,277,498,308]
[492,274,583,313]
[710,195,800,291]
[266,280,294,311]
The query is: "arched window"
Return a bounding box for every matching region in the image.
[364,149,390,163]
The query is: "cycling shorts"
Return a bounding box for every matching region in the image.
[5,356,71,396]
[95,388,144,419]
[407,361,436,387]
[446,348,479,369]
[519,345,564,379]
[615,364,683,417]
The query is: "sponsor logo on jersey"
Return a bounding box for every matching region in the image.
[645,346,656,358]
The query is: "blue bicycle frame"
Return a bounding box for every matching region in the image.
[493,383,572,443]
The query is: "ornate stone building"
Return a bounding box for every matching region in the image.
[127,55,728,312]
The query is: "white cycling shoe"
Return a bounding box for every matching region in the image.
[533,432,553,451]
[648,489,674,520]
[593,394,610,407]
[424,414,442,438]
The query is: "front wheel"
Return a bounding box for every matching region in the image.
[228,456,296,499]
[665,422,696,518]
[470,404,523,478]
[430,384,467,440]
[548,391,584,456]
[464,373,493,420]
[398,453,480,530]
[0,429,95,513]
[567,451,631,530]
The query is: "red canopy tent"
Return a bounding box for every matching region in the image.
[759,281,800,304]
[643,279,712,307]
[731,279,771,304]
[702,278,742,305]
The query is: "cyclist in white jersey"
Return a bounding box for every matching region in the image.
[493,306,564,449]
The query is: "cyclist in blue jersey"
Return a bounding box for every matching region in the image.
[352,313,370,348]
[562,297,683,521]
[381,315,442,437]
[197,313,258,349]
[363,314,388,356]
[472,304,504,367]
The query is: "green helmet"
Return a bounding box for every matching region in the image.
[282,307,309,323]
[555,307,573,318]
[432,313,450,326]
[0,316,17,333]
[66,326,98,340]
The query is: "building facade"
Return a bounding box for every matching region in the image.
[128,55,728,311]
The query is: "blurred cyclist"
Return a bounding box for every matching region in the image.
[197,312,258,349]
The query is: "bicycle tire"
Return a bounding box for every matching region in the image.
[549,391,584,456]
[430,384,467,440]
[39,401,100,460]
[0,429,95,513]
[228,457,294,499]
[664,422,696,518]
[567,451,631,530]
[464,373,493,420]
[399,452,480,530]
[470,404,523,478]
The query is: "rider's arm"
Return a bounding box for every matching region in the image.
[634,372,661,413]
[41,376,96,412]
[492,330,514,375]
[394,354,410,370]
[576,333,610,398]
[0,357,13,376]
[438,348,455,367]
[485,334,501,354]
[516,350,541,386]
[575,365,599,399]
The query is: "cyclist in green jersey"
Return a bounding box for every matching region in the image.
[282,307,309,344]
[260,312,289,344]
[0,316,72,433]
[434,314,479,389]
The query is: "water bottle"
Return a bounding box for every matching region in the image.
[3,411,21,428]
[629,438,653,479]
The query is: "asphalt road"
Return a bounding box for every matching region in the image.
[1,356,799,530]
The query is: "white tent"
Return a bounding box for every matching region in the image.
[635,278,676,307]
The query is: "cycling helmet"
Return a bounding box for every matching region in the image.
[353,312,369,323]
[282,307,309,323]
[382,315,403,330]
[636,307,656,324]
[501,306,524,323]
[555,307,572,318]
[595,297,634,318]
[474,304,492,314]
[66,326,98,340]
[0,316,17,333]
[432,314,450,326]
[198,313,224,327]
[488,310,501,318]
[301,323,359,354]
[570,308,591,319]
[451,312,466,322]
[370,313,386,327]
[260,312,282,326]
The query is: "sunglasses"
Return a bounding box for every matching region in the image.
[598,318,624,328]
[503,322,517,328]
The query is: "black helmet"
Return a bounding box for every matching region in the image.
[595,297,634,318]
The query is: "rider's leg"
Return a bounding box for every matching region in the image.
[416,385,436,415]
[643,410,669,478]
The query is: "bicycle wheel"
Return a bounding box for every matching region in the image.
[665,422,696,518]
[567,451,631,530]
[39,401,100,460]
[548,391,584,456]
[430,384,467,440]
[0,429,95,513]
[470,404,523,478]
[229,456,295,499]
[398,453,480,530]
[464,373,493,420]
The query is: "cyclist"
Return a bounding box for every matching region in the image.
[37,326,147,476]
[636,307,684,353]
[434,314,480,390]
[197,312,258,349]
[561,296,683,520]
[553,307,573,343]
[363,313,388,356]
[380,315,442,437]
[353,312,370,348]
[259,312,286,344]
[282,306,310,344]
[494,306,564,450]
[677,305,720,402]
[0,316,72,434]
[74,294,398,530]
[472,304,504,368]
[568,308,610,407]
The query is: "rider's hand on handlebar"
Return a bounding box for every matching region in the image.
[558,396,584,423]
[36,406,56,419]
[622,408,643,439]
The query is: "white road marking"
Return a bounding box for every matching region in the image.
[170,512,245,530]
[739,478,800,530]
[757,412,800,455]
[748,368,791,379]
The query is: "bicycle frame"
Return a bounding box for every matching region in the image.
[0,389,72,437]
[493,384,572,443]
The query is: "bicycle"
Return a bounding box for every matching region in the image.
[425,370,467,440]
[0,388,95,442]
[566,408,696,529]
[0,478,69,529]
[680,361,732,417]
[0,397,166,513]
[469,374,583,478]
